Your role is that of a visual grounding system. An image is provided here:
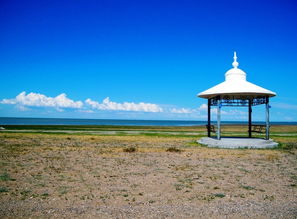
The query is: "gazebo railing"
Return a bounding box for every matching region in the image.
[207,95,270,140]
[210,96,267,107]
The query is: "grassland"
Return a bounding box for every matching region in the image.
[0,125,296,218]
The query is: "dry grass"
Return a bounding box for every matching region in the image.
[0,127,296,218]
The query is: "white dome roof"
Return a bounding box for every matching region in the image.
[198,52,276,99]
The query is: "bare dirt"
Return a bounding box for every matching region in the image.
[0,133,296,218]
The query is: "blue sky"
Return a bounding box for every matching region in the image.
[0,0,297,121]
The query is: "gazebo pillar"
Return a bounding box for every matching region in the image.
[265,97,270,140]
[217,98,221,140]
[248,99,252,138]
[207,99,211,137]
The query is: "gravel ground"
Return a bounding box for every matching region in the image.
[0,133,296,218]
[1,200,296,218]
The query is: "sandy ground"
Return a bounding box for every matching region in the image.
[0,133,296,218]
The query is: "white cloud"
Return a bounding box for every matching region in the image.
[1,91,83,109]
[171,108,193,114]
[198,103,208,110]
[85,97,163,113]
[170,103,210,114]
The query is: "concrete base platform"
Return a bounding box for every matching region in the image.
[198,137,278,149]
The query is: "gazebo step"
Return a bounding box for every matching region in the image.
[198,137,278,149]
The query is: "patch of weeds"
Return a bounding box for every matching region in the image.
[58,186,68,195]
[263,195,275,201]
[239,194,246,198]
[281,142,297,151]
[138,192,143,196]
[166,147,182,153]
[123,194,129,197]
[174,183,184,191]
[213,186,220,190]
[208,175,220,181]
[241,185,255,190]
[188,196,197,201]
[20,189,32,199]
[291,175,297,181]
[117,132,127,136]
[0,172,16,181]
[32,174,43,180]
[148,200,155,204]
[0,187,9,193]
[41,192,49,199]
[100,194,109,201]
[238,167,250,173]
[20,189,31,196]
[0,161,8,167]
[213,193,225,198]
[202,195,215,202]
[197,142,208,147]
[5,144,28,153]
[10,191,17,196]
[186,141,199,147]
[58,174,66,181]
[31,193,39,198]
[174,164,192,171]
[176,178,193,190]
[36,183,45,187]
[123,147,137,153]
[290,184,297,187]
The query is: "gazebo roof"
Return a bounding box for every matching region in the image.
[198,52,276,99]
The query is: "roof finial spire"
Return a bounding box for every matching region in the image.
[232,51,239,68]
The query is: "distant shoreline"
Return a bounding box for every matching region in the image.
[0,117,297,126]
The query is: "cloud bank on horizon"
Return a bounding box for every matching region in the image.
[0,91,228,119]
[85,97,163,113]
[1,92,83,109]
[2,91,296,121]
[1,91,164,113]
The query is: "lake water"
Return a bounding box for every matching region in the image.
[0,117,296,126]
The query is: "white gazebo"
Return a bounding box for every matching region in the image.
[197,52,277,148]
